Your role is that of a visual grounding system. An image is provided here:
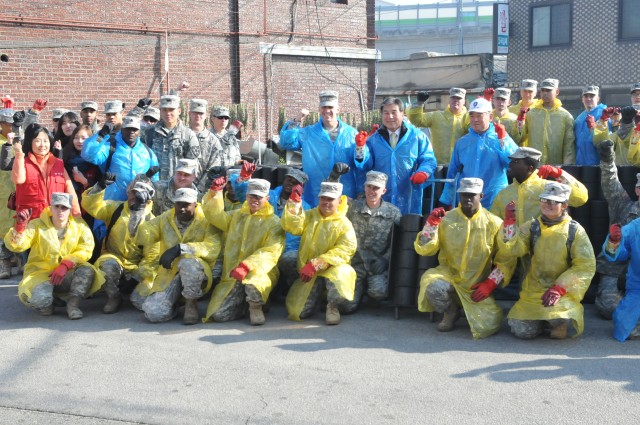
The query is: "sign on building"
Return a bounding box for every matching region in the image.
[493,3,509,54]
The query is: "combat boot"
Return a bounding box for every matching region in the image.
[550,321,568,339]
[38,304,54,316]
[66,296,83,320]
[103,293,122,314]
[437,303,460,332]
[248,302,265,326]
[326,303,341,325]
[0,258,11,279]
[183,298,199,325]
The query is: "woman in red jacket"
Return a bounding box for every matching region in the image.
[12,123,80,219]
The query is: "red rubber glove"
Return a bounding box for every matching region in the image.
[32,98,48,112]
[289,184,303,203]
[537,165,562,179]
[635,122,640,132]
[483,88,495,102]
[495,123,507,140]
[300,262,317,282]
[355,130,368,147]
[239,160,256,180]
[586,115,596,130]
[504,201,516,226]
[210,176,227,192]
[541,285,567,307]
[609,224,622,243]
[517,107,529,122]
[368,124,380,136]
[410,171,429,185]
[470,279,498,302]
[601,107,613,122]
[230,262,250,281]
[14,208,32,233]
[1,95,14,109]
[49,259,75,286]
[427,207,446,226]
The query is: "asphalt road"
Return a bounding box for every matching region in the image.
[1,275,639,425]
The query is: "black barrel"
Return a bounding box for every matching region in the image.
[561,165,582,182]
[589,200,609,250]
[580,165,601,201]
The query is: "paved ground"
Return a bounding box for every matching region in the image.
[1,275,639,425]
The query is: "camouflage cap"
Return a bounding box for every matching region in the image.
[449,87,466,98]
[212,106,230,118]
[457,177,483,194]
[160,95,180,109]
[172,187,198,204]
[582,85,599,96]
[122,116,141,130]
[630,82,640,94]
[246,178,271,197]
[520,79,538,91]
[494,87,511,100]
[365,171,388,188]
[175,158,199,176]
[189,99,208,114]
[318,182,343,199]
[540,181,571,203]
[52,108,68,119]
[509,147,542,161]
[104,100,123,114]
[51,192,72,209]
[143,106,160,121]
[0,108,14,123]
[285,168,308,185]
[80,101,98,111]
[540,78,559,89]
[319,90,339,107]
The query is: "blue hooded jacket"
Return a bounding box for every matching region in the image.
[575,103,606,166]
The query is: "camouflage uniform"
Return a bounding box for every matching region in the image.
[194,129,223,192]
[595,156,640,318]
[212,131,242,167]
[345,199,401,312]
[143,120,200,181]
[151,179,201,217]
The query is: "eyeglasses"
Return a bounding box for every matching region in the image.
[215,116,230,120]
[540,198,561,205]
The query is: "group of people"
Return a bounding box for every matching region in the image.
[0,78,638,342]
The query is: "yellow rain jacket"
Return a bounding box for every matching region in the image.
[522,99,576,165]
[493,110,523,145]
[282,196,357,321]
[0,135,15,237]
[4,207,104,304]
[135,205,221,297]
[508,99,537,115]
[202,191,285,321]
[625,128,640,166]
[593,123,632,166]
[407,105,470,164]
[502,216,595,336]
[490,170,588,226]
[414,207,513,339]
[81,187,154,273]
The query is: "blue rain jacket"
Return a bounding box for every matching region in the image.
[355,123,437,214]
[268,185,311,252]
[81,132,159,201]
[575,103,606,166]
[603,218,640,342]
[440,122,517,208]
[280,118,364,207]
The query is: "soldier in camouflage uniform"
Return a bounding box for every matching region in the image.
[80,101,100,134]
[345,171,401,312]
[142,95,200,181]
[594,140,640,319]
[188,99,223,192]
[151,158,201,216]
[210,106,241,167]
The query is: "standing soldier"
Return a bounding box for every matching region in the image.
[575,85,609,166]
[188,99,222,191]
[490,88,523,145]
[509,79,538,115]
[80,101,99,134]
[209,106,241,167]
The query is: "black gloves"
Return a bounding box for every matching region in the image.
[621,106,637,124]
[417,91,430,103]
[12,111,25,127]
[145,166,160,179]
[328,162,350,182]
[98,172,116,189]
[597,140,615,163]
[160,245,182,269]
[98,123,114,138]
[137,98,152,108]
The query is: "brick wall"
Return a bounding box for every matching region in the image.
[0,0,374,138]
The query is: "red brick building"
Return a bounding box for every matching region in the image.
[0,0,378,138]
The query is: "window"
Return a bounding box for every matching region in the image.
[620,0,640,40]
[529,2,571,48]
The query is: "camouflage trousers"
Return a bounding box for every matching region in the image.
[340,261,389,314]
[277,250,299,293]
[508,318,570,339]
[133,258,206,323]
[299,277,347,320]
[27,265,95,310]
[208,281,264,322]
[99,259,140,298]
[595,274,623,320]
[425,279,459,313]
